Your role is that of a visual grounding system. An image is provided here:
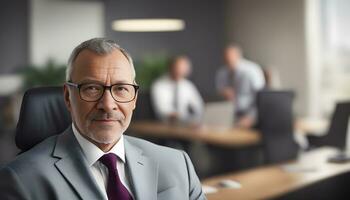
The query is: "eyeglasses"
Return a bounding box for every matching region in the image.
[66,82,139,103]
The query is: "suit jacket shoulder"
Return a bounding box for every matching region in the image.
[124,135,206,200]
[0,128,104,200]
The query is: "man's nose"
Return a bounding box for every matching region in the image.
[96,89,118,112]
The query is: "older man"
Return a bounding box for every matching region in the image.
[0,38,206,200]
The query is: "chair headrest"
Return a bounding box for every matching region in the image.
[15,86,71,152]
[257,90,295,133]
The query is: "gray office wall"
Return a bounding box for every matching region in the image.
[0,0,28,74]
[104,0,226,97]
[225,0,308,115]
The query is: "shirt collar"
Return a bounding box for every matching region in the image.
[166,74,185,84]
[72,123,126,166]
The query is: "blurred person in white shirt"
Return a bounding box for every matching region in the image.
[151,56,204,125]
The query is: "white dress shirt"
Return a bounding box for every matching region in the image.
[72,124,134,200]
[151,75,204,123]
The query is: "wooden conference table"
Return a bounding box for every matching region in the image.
[128,119,328,148]
[202,147,350,199]
[128,120,261,148]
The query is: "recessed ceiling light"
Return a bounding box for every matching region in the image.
[112,18,185,32]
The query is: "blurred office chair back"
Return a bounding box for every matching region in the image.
[257,90,299,164]
[310,102,350,150]
[16,86,71,152]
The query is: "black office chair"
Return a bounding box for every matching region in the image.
[16,86,71,152]
[256,90,299,164]
[308,101,350,151]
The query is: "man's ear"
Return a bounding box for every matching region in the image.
[132,93,138,110]
[63,84,72,112]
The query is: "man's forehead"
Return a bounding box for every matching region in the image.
[87,66,130,72]
[75,66,133,78]
[74,49,129,64]
[71,50,134,81]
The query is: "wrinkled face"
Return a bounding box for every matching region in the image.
[64,49,137,147]
[171,57,191,80]
[224,47,241,70]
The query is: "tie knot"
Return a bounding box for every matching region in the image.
[99,153,117,170]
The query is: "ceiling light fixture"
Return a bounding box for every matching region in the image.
[112,18,185,32]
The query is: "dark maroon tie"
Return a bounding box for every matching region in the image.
[99,153,133,200]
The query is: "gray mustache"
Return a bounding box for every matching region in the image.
[90,111,125,121]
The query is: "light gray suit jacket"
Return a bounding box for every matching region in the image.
[0,127,206,200]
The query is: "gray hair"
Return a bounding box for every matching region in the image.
[66,38,135,81]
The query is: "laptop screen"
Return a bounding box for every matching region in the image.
[201,101,235,130]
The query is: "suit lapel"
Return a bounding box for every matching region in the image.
[124,137,158,200]
[53,127,105,200]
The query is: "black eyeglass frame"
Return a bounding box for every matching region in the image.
[66,81,139,103]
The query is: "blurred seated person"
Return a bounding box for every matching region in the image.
[151,56,204,125]
[215,44,265,128]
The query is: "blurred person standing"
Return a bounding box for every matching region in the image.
[216,45,265,128]
[151,56,204,125]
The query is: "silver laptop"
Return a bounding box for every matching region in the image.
[201,101,235,130]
